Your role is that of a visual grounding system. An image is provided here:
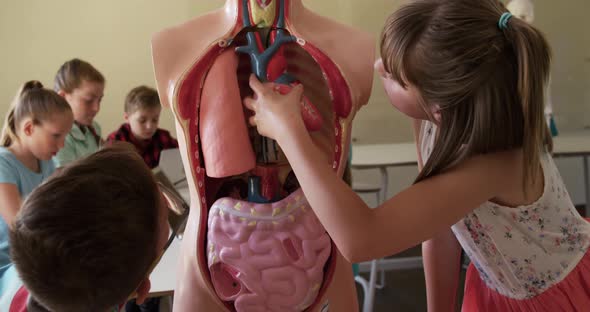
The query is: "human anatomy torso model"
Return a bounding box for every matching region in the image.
[151,1,374,311]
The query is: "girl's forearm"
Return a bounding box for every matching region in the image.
[277,126,372,262]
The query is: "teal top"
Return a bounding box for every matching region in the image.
[0,147,56,268]
[53,121,102,167]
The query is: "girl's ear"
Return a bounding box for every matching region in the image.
[22,118,35,136]
[374,58,388,78]
[431,104,442,123]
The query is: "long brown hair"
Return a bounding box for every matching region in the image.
[381,0,552,189]
[1,81,71,147]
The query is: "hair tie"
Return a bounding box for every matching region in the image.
[498,12,512,30]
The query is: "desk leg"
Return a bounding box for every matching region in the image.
[379,167,388,204]
[584,156,590,217]
[376,168,389,297]
[364,259,378,312]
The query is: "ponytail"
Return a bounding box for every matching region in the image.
[1,80,71,147]
[21,80,44,94]
[0,107,16,147]
[504,16,552,189]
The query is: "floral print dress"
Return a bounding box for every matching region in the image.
[420,121,590,311]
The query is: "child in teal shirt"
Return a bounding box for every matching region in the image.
[53,58,106,166]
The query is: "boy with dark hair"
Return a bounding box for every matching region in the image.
[0,145,182,312]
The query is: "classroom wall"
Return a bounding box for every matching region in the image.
[0,0,587,202]
[0,0,587,139]
[0,0,220,136]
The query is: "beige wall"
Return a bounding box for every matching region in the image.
[535,0,590,132]
[0,0,588,143]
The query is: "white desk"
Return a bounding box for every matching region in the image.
[350,131,590,272]
[552,132,590,216]
[352,131,590,212]
[351,142,417,204]
[351,142,418,169]
[148,238,181,297]
[553,131,590,157]
[148,183,188,298]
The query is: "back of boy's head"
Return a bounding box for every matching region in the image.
[381,0,552,187]
[124,85,161,114]
[54,58,105,93]
[1,80,71,147]
[10,144,161,312]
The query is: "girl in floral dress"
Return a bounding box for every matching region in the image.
[242,0,590,311]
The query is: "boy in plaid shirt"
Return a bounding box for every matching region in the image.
[107,86,178,169]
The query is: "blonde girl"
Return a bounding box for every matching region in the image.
[0,80,73,268]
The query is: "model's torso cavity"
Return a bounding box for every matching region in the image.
[172,1,357,310]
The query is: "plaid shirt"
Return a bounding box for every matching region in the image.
[106,123,178,169]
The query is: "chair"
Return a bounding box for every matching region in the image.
[352,182,387,312]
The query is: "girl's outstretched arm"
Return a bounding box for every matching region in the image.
[244,75,507,262]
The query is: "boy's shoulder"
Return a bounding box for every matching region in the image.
[0,264,29,312]
[156,127,172,137]
[107,123,132,142]
[154,128,178,147]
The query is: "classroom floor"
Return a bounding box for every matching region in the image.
[355,246,467,312]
